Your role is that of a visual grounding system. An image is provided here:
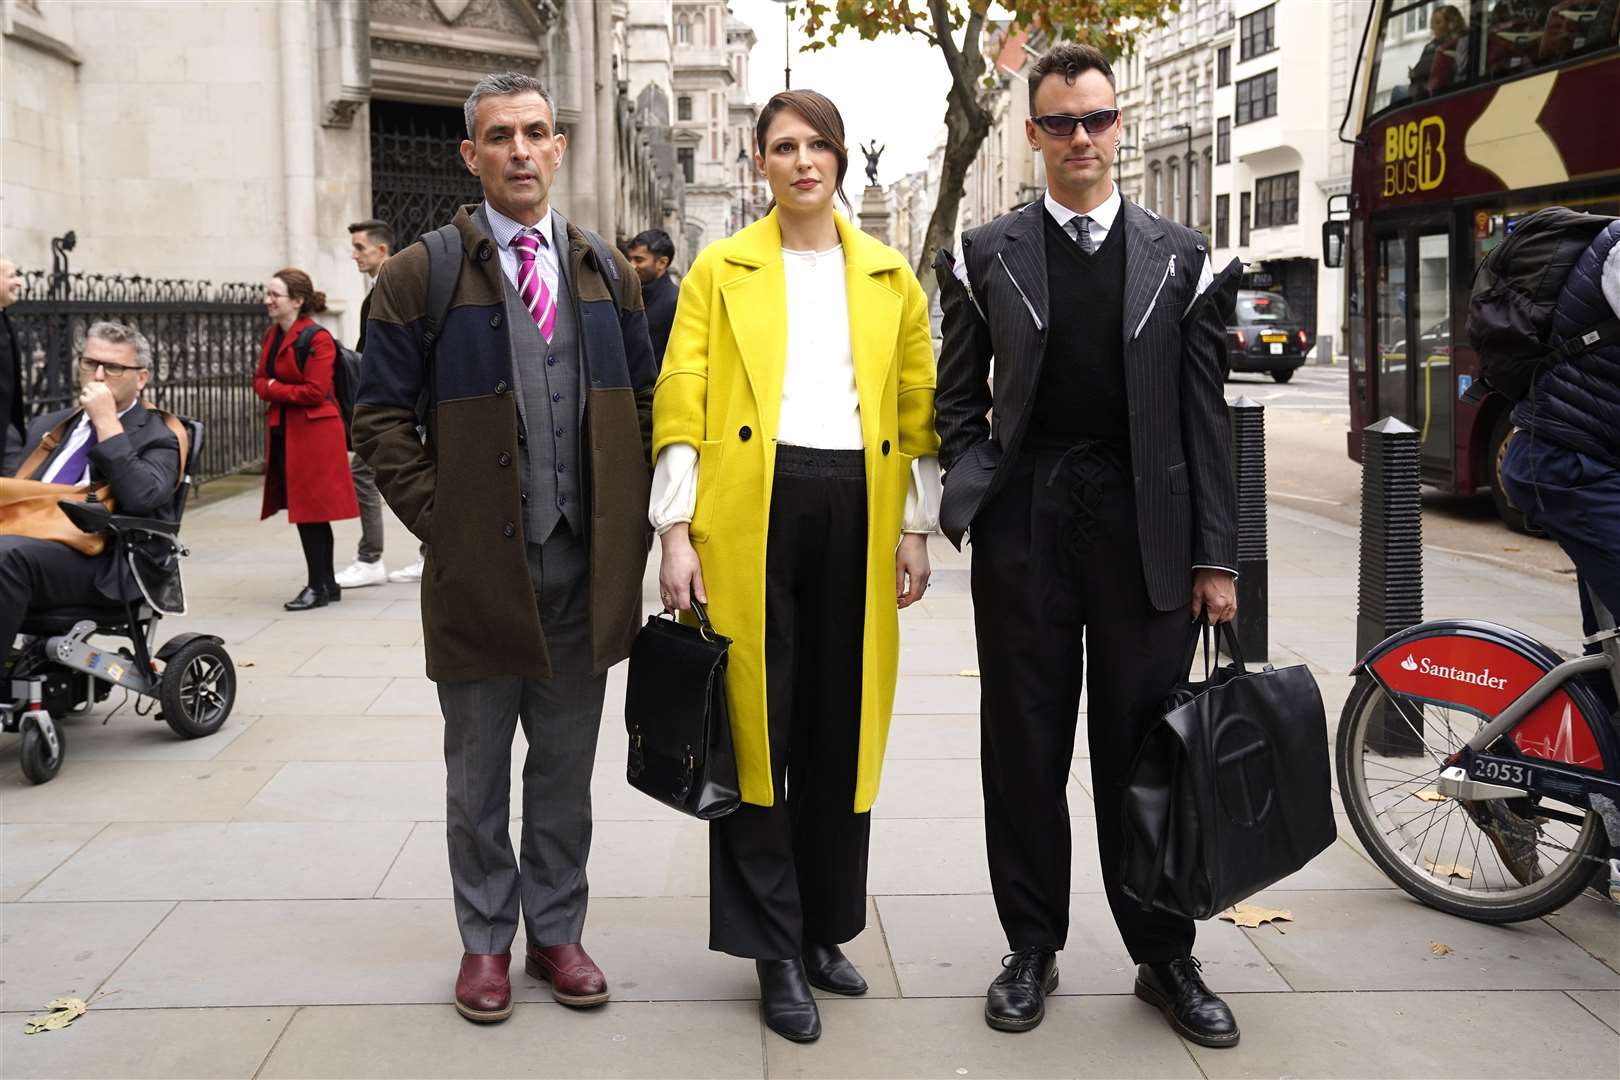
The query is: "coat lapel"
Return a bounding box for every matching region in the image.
[999,202,1049,334]
[1121,199,1170,351]
[837,215,904,452]
[719,217,788,437]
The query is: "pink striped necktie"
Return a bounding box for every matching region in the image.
[510,230,557,342]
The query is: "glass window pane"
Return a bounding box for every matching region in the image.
[1376,234,1408,422]
[1416,231,1453,471]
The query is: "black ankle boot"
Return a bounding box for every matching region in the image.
[1135,956,1239,1048]
[284,586,326,612]
[984,947,1058,1032]
[804,942,867,996]
[320,581,343,603]
[755,958,820,1043]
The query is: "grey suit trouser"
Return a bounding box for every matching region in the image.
[437,524,607,955]
[349,453,385,563]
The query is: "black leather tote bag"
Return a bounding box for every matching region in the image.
[1120,619,1335,919]
[624,599,741,820]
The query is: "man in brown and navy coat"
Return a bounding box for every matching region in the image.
[353,72,655,1025]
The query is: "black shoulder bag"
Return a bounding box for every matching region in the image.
[624,599,740,820]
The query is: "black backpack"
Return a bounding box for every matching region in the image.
[1466,206,1619,403]
[292,325,362,448]
[416,221,625,429]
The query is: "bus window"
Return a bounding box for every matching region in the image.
[1415,232,1453,473]
[1369,1,1474,115]
[1376,235,1408,422]
[1348,219,1366,376]
[1489,0,1620,77]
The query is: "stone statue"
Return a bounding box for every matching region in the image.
[860,140,885,187]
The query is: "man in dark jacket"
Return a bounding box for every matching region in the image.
[353,72,656,1027]
[2,321,182,666]
[0,257,25,475]
[1501,219,1620,652]
[625,228,678,368]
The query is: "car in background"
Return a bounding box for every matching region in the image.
[1225,290,1310,383]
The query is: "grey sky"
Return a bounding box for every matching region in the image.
[728,0,951,184]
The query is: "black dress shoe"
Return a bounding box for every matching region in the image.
[1135,957,1240,1048]
[804,942,867,996]
[320,581,343,603]
[984,947,1058,1032]
[284,586,327,611]
[755,958,821,1043]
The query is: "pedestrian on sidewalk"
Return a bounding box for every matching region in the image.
[352,72,656,1026]
[624,228,678,369]
[335,218,412,590]
[652,89,940,1045]
[934,43,1243,1047]
[255,269,358,612]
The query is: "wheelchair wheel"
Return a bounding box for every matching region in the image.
[20,718,64,784]
[159,640,236,739]
[1337,675,1607,922]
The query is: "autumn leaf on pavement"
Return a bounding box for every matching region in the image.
[23,997,87,1035]
[1424,860,1473,879]
[958,668,980,678]
[1431,942,1454,957]
[1218,904,1293,930]
[1414,789,1447,802]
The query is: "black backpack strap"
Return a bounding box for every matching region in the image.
[581,228,623,312]
[290,324,321,373]
[420,224,463,354]
[1554,316,1620,360]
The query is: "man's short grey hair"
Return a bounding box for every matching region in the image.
[86,320,153,370]
[464,72,557,140]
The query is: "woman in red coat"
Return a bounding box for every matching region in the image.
[256,268,359,611]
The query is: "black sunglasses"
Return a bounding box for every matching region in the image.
[1032,109,1120,138]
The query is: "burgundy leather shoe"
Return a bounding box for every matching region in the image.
[455,952,513,1023]
[526,942,610,1007]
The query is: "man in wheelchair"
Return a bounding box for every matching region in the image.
[1,321,181,663]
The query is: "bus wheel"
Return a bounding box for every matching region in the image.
[1487,413,1543,537]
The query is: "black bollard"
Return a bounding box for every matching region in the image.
[1229,397,1268,663]
[1356,416,1424,754]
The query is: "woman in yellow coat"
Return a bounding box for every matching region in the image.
[651,89,939,1043]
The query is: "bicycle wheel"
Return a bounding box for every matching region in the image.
[1337,675,1607,922]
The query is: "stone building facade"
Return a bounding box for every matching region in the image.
[1,0,687,344]
[669,1,760,257]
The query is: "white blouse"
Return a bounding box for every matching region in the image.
[650,242,942,535]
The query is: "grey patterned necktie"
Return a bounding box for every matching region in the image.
[1072,215,1096,255]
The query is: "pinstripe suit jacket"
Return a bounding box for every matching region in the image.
[934,196,1240,613]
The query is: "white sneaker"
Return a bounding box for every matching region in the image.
[335,559,388,588]
[387,557,425,583]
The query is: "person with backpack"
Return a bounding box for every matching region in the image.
[1497,217,1620,662]
[352,72,656,1026]
[255,268,359,611]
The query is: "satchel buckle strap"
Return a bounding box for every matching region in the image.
[671,746,696,802]
[627,729,645,779]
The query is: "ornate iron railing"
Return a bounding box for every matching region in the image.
[370,102,482,250]
[8,270,268,485]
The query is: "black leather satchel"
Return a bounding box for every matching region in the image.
[1120,619,1336,919]
[623,600,740,820]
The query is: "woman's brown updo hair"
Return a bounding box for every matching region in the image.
[273,267,328,317]
[754,89,852,213]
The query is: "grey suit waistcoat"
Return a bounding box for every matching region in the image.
[503,254,584,543]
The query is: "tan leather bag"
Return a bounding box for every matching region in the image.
[1,407,190,556]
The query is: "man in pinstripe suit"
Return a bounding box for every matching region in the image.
[934,43,1243,1046]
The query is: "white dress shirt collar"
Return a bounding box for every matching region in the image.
[484,202,557,255]
[1043,184,1122,235]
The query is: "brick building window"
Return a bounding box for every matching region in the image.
[1217,45,1230,86]
[1240,3,1276,62]
[677,96,692,121]
[678,147,694,183]
[1239,191,1252,245]
[1216,193,1230,248]
[1216,116,1230,163]
[1253,170,1299,228]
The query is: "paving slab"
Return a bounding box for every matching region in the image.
[882,713,981,759]
[0,823,107,900]
[21,821,412,901]
[765,995,1203,1079]
[870,758,1089,819]
[231,673,391,715]
[364,677,442,715]
[1189,990,1620,1079]
[892,674,981,714]
[1568,989,1620,1035]
[1239,888,1620,991]
[235,761,446,822]
[0,1006,294,1080]
[0,900,175,1012]
[34,710,257,762]
[867,817,1101,896]
[212,713,445,763]
[0,760,276,824]
[875,892,1287,998]
[257,1001,764,1079]
[1544,893,1620,973]
[240,619,422,648]
[292,643,433,678]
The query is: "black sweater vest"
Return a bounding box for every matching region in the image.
[1027,210,1129,451]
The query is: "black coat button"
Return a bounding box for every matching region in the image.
[739,426,752,441]
[547,355,557,366]
[490,313,503,328]
[557,495,567,507]
[556,463,566,473]
[881,440,891,455]
[552,392,562,403]
[502,522,516,538]
[494,380,508,395]
[497,451,512,467]
[477,241,493,261]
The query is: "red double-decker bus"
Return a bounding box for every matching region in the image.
[1329,0,1619,530]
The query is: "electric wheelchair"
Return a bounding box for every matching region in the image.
[2,416,237,783]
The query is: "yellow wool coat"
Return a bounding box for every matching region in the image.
[652,209,940,812]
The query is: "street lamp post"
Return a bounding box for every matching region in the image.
[769,0,792,88]
[1171,121,1194,227]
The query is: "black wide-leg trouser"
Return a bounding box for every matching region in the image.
[971,442,1196,964]
[709,445,871,960]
